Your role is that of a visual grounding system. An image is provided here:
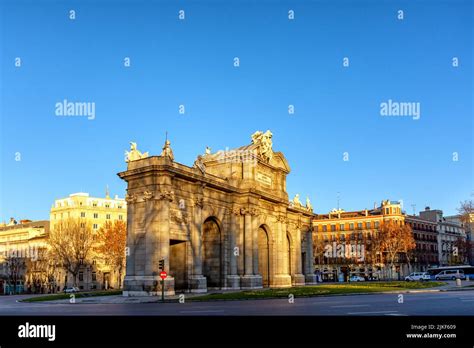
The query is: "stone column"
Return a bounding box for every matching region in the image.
[154,190,175,296]
[244,212,253,275]
[252,209,259,275]
[236,211,244,276]
[225,207,241,289]
[305,229,317,284]
[293,227,305,285]
[123,193,136,296]
[189,196,207,292]
[241,208,262,289]
[271,215,292,288]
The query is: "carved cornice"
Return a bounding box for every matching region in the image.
[276,215,289,224]
[232,207,241,216]
[125,193,136,203]
[143,190,154,201]
[225,207,243,216]
[158,190,174,202]
[193,196,204,208]
[240,207,259,216]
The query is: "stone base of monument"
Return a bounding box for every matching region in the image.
[270,274,292,288]
[122,275,175,296]
[223,275,241,289]
[304,274,317,284]
[293,274,306,286]
[188,275,208,293]
[240,275,263,289]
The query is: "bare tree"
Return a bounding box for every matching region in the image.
[95,220,127,289]
[457,200,474,225]
[313,236,326,266]
[48,218,94,287]
[379,220,416,279]
[453,237,471,265]
[4,254,25,294]
[25,248,52,294]
[457,200,474,264]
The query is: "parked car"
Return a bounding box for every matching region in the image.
[63,287,80,293]
[434,270,466,281]
[405,272,431,281]
[349,275,365,282]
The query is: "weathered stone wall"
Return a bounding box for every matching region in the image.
[119,146,316,296]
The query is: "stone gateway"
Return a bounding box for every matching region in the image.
[118,131,317,296]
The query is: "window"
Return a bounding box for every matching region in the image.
[80,212,86,218]
[93,203,97,207]
[357,222,363,229]
[375,221,380,228]
[349,223,354,230]
[385,208,389,214]
[105,204,110,208]
[340,224,345,231]
[93,224,98,229]
[106,214,111,220]
[93,213,98,219]
[331,225,336,232]
[79,272,84,281]
[80,223,85,228]
[92,272,97,281]
[366,222,371,229]
[322,225,327,232]
[118,205,123,209]
[119,215,123,220]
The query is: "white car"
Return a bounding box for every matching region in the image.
[434,270,466,281]
[63,286,80,293]
[349,275,365,282]
[405,272,430,281]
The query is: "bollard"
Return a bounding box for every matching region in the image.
[456,278,462,287]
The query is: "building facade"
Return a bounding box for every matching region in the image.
[119,131,317,296]
[312,201,405,281]
[405,215,439,271]
[50,191,126,232]
[50,192,127,290]
[420,208,467,266]
[0,219,49,294]
[444,214,471,265]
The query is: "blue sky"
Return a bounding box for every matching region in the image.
[0,0,472,221]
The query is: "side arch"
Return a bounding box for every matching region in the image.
[202,216,223,288]
[257,225,271,287]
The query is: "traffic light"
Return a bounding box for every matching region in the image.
[159,259,165,271]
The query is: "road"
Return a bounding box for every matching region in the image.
[1,289,473,316]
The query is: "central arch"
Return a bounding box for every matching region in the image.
[202,217,222,288]
[258,226,270,287]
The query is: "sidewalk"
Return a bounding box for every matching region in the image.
[45,288,243,304]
